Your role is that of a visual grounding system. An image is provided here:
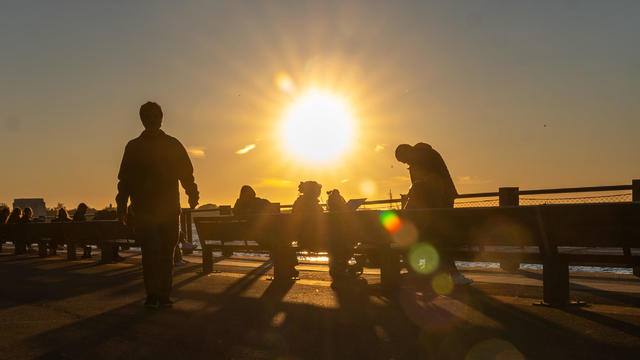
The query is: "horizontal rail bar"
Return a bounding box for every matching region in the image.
[183,183,632,213]
[518,185,632,196]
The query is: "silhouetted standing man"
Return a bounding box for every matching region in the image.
[116,102,199,308]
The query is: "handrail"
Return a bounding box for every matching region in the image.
[184,183,634,213]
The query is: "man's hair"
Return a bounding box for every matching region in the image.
[139,102,163,128]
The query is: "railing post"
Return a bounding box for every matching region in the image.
[400,194,409,209]
[185,210,193,244]
[498,187,520,272]
[632,180,640,277]
[499,187,519,207]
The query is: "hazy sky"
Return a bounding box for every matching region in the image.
[2,0,639,209]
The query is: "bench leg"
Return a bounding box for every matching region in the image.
[38,240,47,257]
[380,246,401,291]
[542,255,569,306]
[101,242,113,264]
[202,246,213,273]
[67,241,77,260]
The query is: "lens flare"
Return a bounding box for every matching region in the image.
[408,242,439,274]
[431,272,454,295]
[380,210,402,233]
[274,72,295,93]
[466,338,525,360]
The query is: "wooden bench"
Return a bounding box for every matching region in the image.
[0,221,136,263]
[194,202,640,306]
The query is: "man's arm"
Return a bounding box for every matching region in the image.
[115,142,133,218]
[176,141,199,209]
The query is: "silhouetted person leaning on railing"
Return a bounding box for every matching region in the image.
[396,143,472,285]
[116,101,199,309]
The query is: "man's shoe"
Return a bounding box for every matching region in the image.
[159,298,174,308]
[144,297,159,309]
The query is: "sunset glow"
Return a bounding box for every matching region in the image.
[281,90,355,164]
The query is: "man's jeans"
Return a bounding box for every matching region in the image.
[138,218,180,300]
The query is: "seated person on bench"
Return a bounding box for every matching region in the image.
[326,189,359,285]
[233,185,272,217]
[232,185,277,257]
[7,208,24,254]
[93,208,124,262]
[73,203,93,258]
[0,206,9,251]
[287,181,326,278]
[21,208,34,253]
[52,208,72,254]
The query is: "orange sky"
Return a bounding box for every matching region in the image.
[1,1,639,210]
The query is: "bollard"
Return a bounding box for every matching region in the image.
[67,241,77,260]
[38,240,47,257]
[100,242,112,263]
[202,246,213,273]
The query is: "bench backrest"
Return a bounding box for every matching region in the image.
[193,202,639,250]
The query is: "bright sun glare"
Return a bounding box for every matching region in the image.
[281,90,355,163]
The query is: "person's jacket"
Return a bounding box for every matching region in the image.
[410,148,457,203]
[116,129,198,221]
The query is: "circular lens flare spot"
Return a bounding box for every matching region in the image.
[359,179,378,197]
[466,338,525,360]
[408,242,439,275]
[380,210,402,233]
[431,272,454,295]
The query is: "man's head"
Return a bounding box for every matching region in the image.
[139,102,163,130]
[395,144,414,164]
[414,142,433,151]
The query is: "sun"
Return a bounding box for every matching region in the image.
[281,90,355,163]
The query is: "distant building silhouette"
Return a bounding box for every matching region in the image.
[13,198,46,218]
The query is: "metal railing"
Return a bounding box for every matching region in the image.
[180,179,639,245]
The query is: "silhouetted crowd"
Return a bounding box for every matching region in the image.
[228,141,471,287]
[1,101,472,310]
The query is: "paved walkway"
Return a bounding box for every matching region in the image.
[0,249,639,359]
